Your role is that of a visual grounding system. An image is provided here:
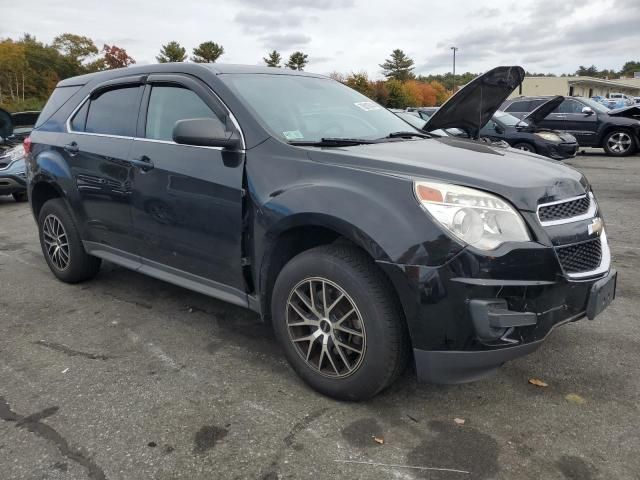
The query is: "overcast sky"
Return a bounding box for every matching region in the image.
[2,0,639,78]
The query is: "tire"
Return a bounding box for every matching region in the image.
[603,130,636,156]
[512,142,536,153]
[38,198,101,283]
[271,244,409,401]
[12,192,27,202]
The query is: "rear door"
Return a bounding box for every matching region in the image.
[65,81,143,254]
[128,74,247,298]
[542,99,598,146]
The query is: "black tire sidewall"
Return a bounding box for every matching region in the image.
[603,130,636,156]
[272,247,403,401]
[38,199,99,283]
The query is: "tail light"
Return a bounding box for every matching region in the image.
[23,136,32,155]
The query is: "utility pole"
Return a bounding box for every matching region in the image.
[451,46,458,93]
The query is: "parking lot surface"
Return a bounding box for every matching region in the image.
[1,151,639,480]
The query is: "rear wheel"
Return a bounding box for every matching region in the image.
[271,245,409,400]
[12,192,27,202]
[513,142,536,153]
[603,130,636,156]
[38,199,101,283]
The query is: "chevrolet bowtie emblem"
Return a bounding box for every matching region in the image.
[588,217,604,236]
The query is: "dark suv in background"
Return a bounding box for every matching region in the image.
[26,64,616,400]
[502,96,640,156]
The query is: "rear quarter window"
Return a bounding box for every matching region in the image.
[35,85,82,128]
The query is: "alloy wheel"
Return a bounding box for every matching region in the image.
[286,277,366,378]
[42,214,70,271]
[607,132,632,154]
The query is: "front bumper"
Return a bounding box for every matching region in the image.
[0,174,27,194]
[540,142,579,160]
[377,247,616,384]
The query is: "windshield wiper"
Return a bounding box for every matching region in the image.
[289,137,380,147]
[385,131,431,139]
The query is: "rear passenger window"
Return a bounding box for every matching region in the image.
[145,86,224,141]
[84,86,141,137]
[553,100,584,114]
[70,101,89,131]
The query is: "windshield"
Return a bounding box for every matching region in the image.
[494,110,525,126]
[580,98,610,113]
[221,74,419,143]
[396,112,427,130]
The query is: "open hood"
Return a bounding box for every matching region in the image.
[521,95,564,127]
[608,105,640,119]
[0,107,12,141]
[424,66,525,139]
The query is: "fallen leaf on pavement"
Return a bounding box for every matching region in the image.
[565,393,585,404]
[528,378,548,387]
[373,436,384,444]
[454,418,465,426]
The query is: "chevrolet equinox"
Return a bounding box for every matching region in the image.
[25,64,616,400]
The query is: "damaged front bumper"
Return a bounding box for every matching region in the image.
[377,247,617,384]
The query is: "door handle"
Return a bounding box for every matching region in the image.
[64,142,79,154]
[129,155,154,172]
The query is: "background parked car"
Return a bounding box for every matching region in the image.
[0,108,38,202]
[409,98,579,160]
[502,96,640,156]
[608,92,635,106]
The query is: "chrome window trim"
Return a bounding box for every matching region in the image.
[564,229,611,279]
[65,83,247,152]
[537,192,597,226]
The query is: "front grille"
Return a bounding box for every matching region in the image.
[538,195,591,223]
[556,238,602,273]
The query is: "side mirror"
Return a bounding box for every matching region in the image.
[494,124,504,134]
[582,107,594,115]
[172,118,241,149]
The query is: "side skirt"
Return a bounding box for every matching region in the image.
[83,241,259,312]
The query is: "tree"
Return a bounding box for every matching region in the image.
[286,51,308,71]
[620,61,640,78]
[263,50,282,68]
[371,81,389,106]
[102,44,136,69]
[430,80,451,105]
[575,65,599,77]
[380,49,415,81]
[192,41,224,63]
[385,79,412,108]
[156,41,187,63]
[52,33,98,66]
[345,72,374,99]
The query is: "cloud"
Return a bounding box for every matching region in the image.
[236,0,353,9]
[260,33,312,50]
[234,11,306,33]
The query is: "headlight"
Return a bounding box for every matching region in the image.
[414,181,531,250]
[535,132,562,142]
[0,144,25,164]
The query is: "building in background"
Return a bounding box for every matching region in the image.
[508,76,640,99]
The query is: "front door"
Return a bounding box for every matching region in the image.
[128,75,246,297]
[541,98,598,146]
[64,84,143,253]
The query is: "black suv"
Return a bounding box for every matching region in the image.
[26,65,616,400]
[502,95,640,156]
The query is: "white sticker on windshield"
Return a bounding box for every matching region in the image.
[354,101,381,111]
[282,130,304,140]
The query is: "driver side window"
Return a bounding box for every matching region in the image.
[554,100,584,114]
[145,86,226,141]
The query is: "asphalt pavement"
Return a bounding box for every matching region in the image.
[0,151,638,480]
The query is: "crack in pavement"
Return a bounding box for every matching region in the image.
[35,340,112,360]
[0,396,107,480]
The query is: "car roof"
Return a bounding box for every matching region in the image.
[57,63,327,87]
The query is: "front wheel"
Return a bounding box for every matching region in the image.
[271,245,409,400]
[603,130,636,156]
[512,142,536,153]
